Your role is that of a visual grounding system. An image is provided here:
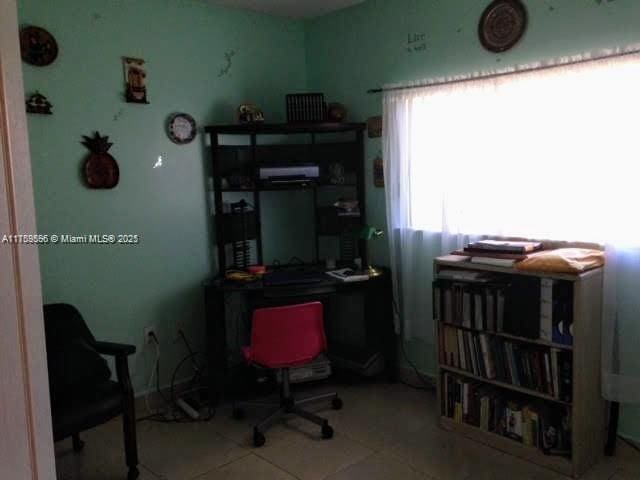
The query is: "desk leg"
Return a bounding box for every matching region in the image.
[206,286,227,406]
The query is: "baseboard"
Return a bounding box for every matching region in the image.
[136,367,435,416]
[618,430,640,447]
[398,366,436,390]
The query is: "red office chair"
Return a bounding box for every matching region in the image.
[233,302,343,447]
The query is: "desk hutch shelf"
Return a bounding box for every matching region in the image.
[205,123,366,272]
[434,258,606,478]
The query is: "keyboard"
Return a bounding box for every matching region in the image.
[262,270,326,287]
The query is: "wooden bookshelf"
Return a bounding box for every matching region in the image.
[434,257,606,478]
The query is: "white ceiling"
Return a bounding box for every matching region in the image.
[209,0,366,19]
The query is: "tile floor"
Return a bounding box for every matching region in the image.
[55,382,640,480]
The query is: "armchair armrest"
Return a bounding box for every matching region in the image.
[94,341,136,357]
[94,341,136,402]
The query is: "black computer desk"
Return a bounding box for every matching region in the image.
[204,267,397,405]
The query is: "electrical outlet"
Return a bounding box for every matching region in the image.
[144,326,157,344]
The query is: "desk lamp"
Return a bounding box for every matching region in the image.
[360,226,384,277]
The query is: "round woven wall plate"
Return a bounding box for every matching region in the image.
[20,26,58,66]
[479,0,527,53]
[167,113,197,144]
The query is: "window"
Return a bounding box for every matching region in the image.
[392,54,640,246]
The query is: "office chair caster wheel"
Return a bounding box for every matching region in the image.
[321,422,334,439]
[127,466,139,480]
[331,397,343,410]
[253,428,266,447]
[232,407,245,420]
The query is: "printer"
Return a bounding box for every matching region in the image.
[258,165,320,185]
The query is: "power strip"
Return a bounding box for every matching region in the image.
[175,397,200,420]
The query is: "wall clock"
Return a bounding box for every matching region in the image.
[20,26,58,66]
[167,113,197,144]
[479,0,527,53]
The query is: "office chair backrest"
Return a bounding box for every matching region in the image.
[43,303,96,350]
[43,303,110,404]
[250,301,326,368]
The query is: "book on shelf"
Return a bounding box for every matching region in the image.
[325,268,369,282]
[436,269,493,282]
[451,250,528,260]
[470,256,518,268]
[540,279,574,346]
[439,324,572,401]
[439,254,471,263]
[442,371,572,458]
[465,240,543,254]
[433,279,508,333]
[435,276,573,343]
[505,402,524,441]
[503,276,541,339]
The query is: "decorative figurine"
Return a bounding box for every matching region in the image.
[238,104,264,123]
[123,57,149,104]
[26,92,53,115]
[81,132,120,189]
[327,102,348,122]
[20,26,58,66]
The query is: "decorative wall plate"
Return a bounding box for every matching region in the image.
[81,132,119,189]
[167,113,197,144]
[26,92,53,115]
[479,0,527,53]
[20,26,58,66]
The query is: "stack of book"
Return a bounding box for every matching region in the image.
[456,240,544,267]
[443,372,572,457]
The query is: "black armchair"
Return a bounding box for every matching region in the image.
[43,304,139,480]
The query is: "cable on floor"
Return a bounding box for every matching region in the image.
[138,331,216,424]
[144,333,162,415]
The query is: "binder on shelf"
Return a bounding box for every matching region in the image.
[458,329,467,371]
[474,292,484,330]
[504,276,540,339]
[485,288,495,331]
[540,278,554,342]
[462,291,472,328]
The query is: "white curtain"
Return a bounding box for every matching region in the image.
[383,49,640,403]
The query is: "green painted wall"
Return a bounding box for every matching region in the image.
[19,0,640,441]
[306,0,640,440]
[18,0,307,393]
